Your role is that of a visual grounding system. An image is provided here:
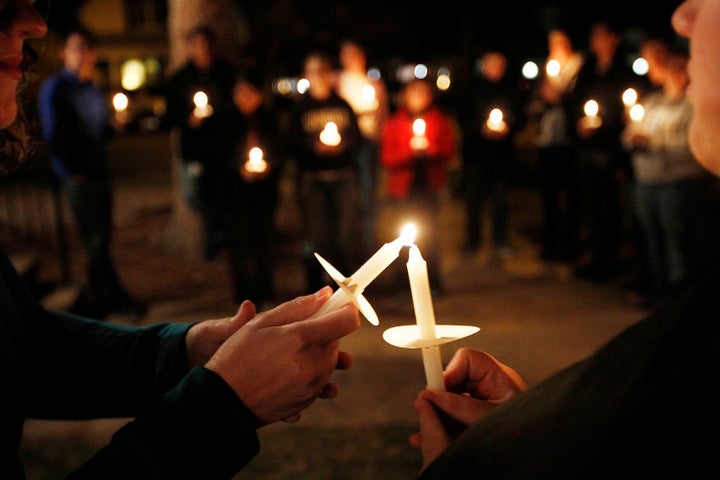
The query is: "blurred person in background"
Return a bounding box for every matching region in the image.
[163,25,237,262]
[380,78,456,292]
[460,48,525,260]
[622,50,719,309]
[570,20,638,283]
[287,50,363,291]
[336,38,389,260]
[37,27,146,318]
[531,28,584,268]
[220,69,285,308]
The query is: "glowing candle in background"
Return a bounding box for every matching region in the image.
[245,146,268,173]
[406,244,445,390]
[112,92,130,124]
[629,103,645,123]
[410,118,429,150]
[193,91,213,118]
[485,108,506,132]
[582,99,602,128]
[622,87,638,107]
[319,122,342,146]
[546,59,561,77]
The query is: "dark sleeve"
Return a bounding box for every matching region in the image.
[65,367,260,480]
[24,311,192,419]
[419,269,720,479]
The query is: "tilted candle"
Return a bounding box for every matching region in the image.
[309,226,414,325]
[406,245,445,391]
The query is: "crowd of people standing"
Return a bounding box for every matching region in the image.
[30,15,720,313]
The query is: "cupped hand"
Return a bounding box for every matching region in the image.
[205,287,360,425]
[410,348,528,470]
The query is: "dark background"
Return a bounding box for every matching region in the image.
[36,0,684,63]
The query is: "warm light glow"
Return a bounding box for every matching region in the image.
[193,91,208,108]
[546,59,561,77]
[412,118,426,136]
[400,223,417,245]
[522,61,539,80]
[245,147,267,173]
[633,57,649,76]
[622,88,638,106]
[297,78,310,94]
[112,92,129,112]
[319,122,342,146]
[584,99,600,117]
[362,84,376,103]
[414,64,428,79]
[120,59,146,91]
[488,108,503,124]
[630,103,645,122]
[436,73,451,91]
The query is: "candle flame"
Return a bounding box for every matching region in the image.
[629,103,645,122]
[400,223,417,245]
[112,92,129,111]
[412,118,426,136]
[193,91,208,108]
[622,87,638,106]
[584,99,599,117]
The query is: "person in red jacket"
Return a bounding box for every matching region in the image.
[380,78,456,291]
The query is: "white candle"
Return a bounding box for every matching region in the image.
[406,245,445,390]
[309,225,415,323]
[352,224,415,289]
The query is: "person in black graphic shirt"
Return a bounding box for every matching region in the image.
[288,51,363,291]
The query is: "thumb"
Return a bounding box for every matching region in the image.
[230,300,257,329]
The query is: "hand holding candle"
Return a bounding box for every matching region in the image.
[382,223,480,391]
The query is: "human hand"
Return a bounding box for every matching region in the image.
[409,348,527,471]
[185,300,257,368]
[205,287,360,425]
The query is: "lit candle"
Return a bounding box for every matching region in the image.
[112,92,130,124]
[582,99,602,128]
[485,107,506,132]
[546,59,561,77]
[622,87,638,107]
[352,224,415,289]
[308,225,415,324]
[410,118,429,150]
[629,103,645,123]
[245,146,268,173]
[319,122,342,146]
[193,90,214,118]
[406,244,445,390]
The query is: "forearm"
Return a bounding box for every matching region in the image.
[65,367,260,480]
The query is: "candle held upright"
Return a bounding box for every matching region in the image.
[406,245,445,391]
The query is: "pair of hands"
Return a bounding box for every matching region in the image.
[184,286,360,425]
[410,347,528,471]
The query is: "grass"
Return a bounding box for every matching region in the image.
[19,425,421,480]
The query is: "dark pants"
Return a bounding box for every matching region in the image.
[538,145,581,262]
[300,170,358,291]
[63,178,123,305]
